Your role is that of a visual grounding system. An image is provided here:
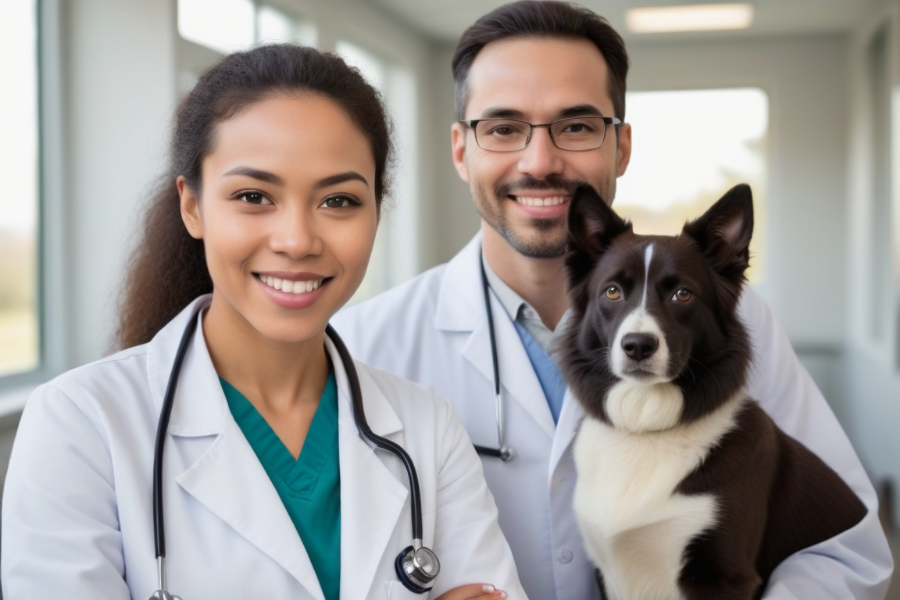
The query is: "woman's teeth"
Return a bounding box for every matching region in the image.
[515,195,568,207]
[260,275,324,294]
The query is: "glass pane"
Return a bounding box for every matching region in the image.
[0,0,39,376]
[336,40,386,93]
[256,5,317,47]
[178,0,255,55]
[257,5,293,44]
[616,88,768,283]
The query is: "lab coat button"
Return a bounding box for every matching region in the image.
[558,548,573,563]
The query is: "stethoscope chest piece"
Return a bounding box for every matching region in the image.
[395,542,441,594]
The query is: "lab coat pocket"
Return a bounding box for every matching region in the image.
[384,579,429,600]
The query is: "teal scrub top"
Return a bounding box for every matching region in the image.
[221,372,341,600]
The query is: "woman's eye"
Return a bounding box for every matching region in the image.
[236,192,270,205]
[605,286,621,301]
[673,288,692,302]
[321,195,358,209]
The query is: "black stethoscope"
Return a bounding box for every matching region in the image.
[149,311,440,599]
[473,255,515,463]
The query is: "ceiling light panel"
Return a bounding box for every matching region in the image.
[626,4,754,34]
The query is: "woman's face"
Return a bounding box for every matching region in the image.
[179,93,378,344]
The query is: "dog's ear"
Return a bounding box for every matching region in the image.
[683,184,754,301]
[566,185,631,290]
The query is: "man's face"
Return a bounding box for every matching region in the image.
[451,37,632,258]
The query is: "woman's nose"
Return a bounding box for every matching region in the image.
[267,208,324,258]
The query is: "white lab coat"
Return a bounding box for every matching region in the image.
[1,295,526,600]
[332,233,894,600]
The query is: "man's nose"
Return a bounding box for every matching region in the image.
[517,127,565,179]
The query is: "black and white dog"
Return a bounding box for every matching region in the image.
[559,184,867,600]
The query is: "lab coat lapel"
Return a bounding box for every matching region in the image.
[549,388,585,475]
[175,423,326,600]
[147,297,325,600]
[327,337,408,600]
[438,235,556,439]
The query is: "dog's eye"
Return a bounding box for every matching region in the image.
[673,288,692,302]
[605,286,622,300]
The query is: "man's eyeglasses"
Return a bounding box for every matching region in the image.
[459,115,622,152]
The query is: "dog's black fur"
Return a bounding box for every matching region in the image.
[559,184,867,599]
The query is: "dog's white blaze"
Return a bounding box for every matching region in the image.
[641,243,654,309]
[606,380,683,433]
[574,395,746,600]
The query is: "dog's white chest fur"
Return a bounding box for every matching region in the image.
[573,394,743,600]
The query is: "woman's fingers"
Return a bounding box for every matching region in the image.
[433,583,509,599]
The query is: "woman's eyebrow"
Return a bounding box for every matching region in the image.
[315,171,369,189]
[222,166,284,185]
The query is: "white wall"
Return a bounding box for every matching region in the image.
[429,44,480,265]
[61,0,178,366]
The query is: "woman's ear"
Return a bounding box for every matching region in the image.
[177,176,204,240]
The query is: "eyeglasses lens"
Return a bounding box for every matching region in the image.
[473,117,609,152]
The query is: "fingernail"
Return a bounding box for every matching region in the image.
[482,585,495,593]
[500,593,508,599]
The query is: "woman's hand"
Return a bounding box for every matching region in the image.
[434,583,509,599]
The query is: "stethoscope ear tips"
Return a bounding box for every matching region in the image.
[395,543,441,594]
[500,446,514,462]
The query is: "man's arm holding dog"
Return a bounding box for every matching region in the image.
[741,286,893,599]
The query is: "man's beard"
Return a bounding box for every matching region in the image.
[472,174,592,259]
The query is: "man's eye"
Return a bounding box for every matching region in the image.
[321,195,358,209]
[488,126,515,136]
[562,121,596,134]
[237,192,270,205]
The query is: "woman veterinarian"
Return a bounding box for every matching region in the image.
[1,44,524,600]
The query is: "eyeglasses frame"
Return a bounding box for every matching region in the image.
[459,115,623,152]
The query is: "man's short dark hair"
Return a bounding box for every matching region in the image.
[452,1,629,122]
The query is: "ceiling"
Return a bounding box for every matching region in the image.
[361,0,876,45]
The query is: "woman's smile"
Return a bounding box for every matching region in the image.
[254,272,332,310]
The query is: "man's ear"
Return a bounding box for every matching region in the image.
[450,122,470,183]
[565,185,631,291]
[615,122,632,178]
[178,176,204,240]
[682,183,754,289]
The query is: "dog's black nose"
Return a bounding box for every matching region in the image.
[621,333,659,360]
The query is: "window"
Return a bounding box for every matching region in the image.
[0,0,40,377]
[177,1,317,96]
[616,88,769,283]
[337,41,419,303]
[177,0,317,90]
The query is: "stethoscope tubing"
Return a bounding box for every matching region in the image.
[474,253,513,462]
[325,324,424,541]
[150,310,432,597]
[152,311,199,560]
